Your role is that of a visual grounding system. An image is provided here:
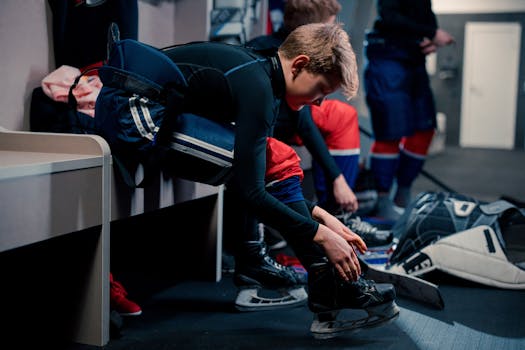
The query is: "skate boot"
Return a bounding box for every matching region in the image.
[233,241,307,312]
[308,263,399,339]
[336,212,394,247]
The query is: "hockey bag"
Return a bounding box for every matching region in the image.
[82,23,235,187]
[386,191,525,290]
[159,113,234,187]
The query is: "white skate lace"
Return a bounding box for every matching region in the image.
[348,217,377,235]
[261,246,290,271]
[356,278,376,292]
[264,255,286,270]
[335,213,377,235]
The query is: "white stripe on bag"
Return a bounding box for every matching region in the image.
[129,95,154,141]
[139,96,159,134]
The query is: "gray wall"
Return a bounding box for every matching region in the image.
[1,0,524,150]
[0,0,209,132]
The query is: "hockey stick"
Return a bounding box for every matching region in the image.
[359,126,457,193]
[359,258,445,309]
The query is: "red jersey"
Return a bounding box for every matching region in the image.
[310,99,360,151]
[265,137,304,184]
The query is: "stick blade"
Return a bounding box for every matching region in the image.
[360,259,445,310]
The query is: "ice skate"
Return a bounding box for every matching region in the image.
[233,241,307,312]
[335,212,393,247]
[308,263,399,339]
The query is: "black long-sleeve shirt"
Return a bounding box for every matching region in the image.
[246,32,342,183]
[163,41,319,241]
[371,0,438,42]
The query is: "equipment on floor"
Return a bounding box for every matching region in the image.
[387,191,525,290]
[360,258,444,309]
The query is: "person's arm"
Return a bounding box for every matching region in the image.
[300,198,363,281]
[377,1,455,56]
[332,174,358,212]
[296,107,340,180]
[430,28,455,47]
[311,205,367,254]
[419,29,455,55]
[310,218,363,281]
[229,69,322,243]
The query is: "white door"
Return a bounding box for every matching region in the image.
[460,22,521,149]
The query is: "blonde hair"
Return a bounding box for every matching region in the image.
[283,0,342,30]
[278,23,358,100]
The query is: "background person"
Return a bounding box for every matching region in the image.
[364,0,455,221]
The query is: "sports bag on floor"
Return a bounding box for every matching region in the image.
[75,23,235,187]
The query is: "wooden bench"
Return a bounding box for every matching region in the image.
[0,128,223,347]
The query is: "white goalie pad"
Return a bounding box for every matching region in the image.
[389,225,525,290]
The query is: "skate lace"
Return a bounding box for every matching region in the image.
[348,217,377,235]
[264,254,287,270]
[259,243,288,270]
[335,212,377,235]
[355,277,376,293]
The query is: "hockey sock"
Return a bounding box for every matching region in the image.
[397,129,434,187]
[369,140,400,193]
[395,130,434,206]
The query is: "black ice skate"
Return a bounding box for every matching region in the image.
[308,263,400,339]
[233,241,307,312]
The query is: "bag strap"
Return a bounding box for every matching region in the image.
[98,65,167,101]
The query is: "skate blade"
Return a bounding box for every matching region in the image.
[235,286,308,312]
[310,301,400,340]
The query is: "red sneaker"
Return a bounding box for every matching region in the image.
[110,273,142,316]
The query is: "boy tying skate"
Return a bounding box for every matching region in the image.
[260,137,399,338]
[161,22,399,338]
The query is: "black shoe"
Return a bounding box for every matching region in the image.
[234,242,305,289]
[221,252,235,276]
[307,263,396,313]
